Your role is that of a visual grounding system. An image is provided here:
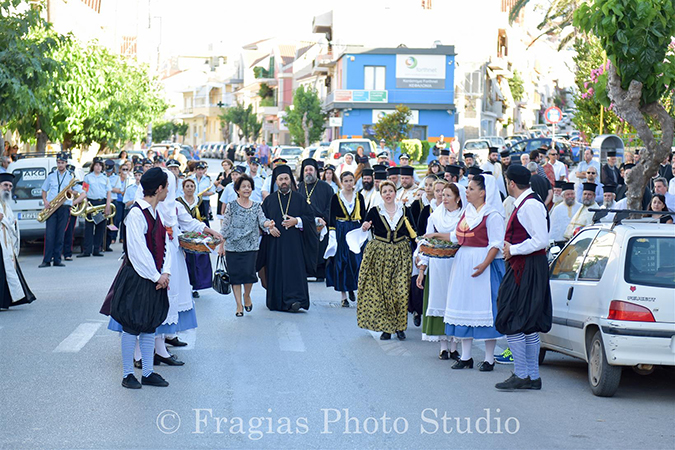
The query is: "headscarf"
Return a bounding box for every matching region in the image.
[463,174,504,230]
[429,182,466,233]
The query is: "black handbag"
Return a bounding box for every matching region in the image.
[212,255,231,295]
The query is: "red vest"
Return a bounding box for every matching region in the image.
[506,193,540,245]
[456,213,489,247]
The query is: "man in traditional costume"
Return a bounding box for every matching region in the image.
[564,182,599,240]
[549,182,580,244]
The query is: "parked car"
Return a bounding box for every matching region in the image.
[483,136,507,152]
[506,135,528,147]
[311,145,332,163]
[461,139,491,165]
[8,156,86,243]
[544,220,675,397]
[529,124,551,137]
[234,144,248,162]
[508,138,574,166]
[275,146,304,172]
[326,139,377,165]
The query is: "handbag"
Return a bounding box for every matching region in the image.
[212,255,231,295]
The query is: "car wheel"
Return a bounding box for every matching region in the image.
[538,348,547,365]
[587,330,622,397]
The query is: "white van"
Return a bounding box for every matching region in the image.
[8,156,86,243]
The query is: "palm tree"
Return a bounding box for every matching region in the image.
[509,0,584,50]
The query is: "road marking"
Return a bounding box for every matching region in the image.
[368,331,412,356]
[175,329,196,351]
[277,322,306,352]
[53,323,102,353]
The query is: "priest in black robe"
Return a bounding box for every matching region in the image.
[297,158,334,281]
[257,165,319,312]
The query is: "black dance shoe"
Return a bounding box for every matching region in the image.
[154,354,185,366]
[165,337,187,347]
[478,361,495,372]
[348,291,356,302]
[63,257,73,261]
[92,253,103,257]
[77,254,90,258]
[449,350,460,361]
[235,311,244,317]
[289,302,302,312]
[452,358,474,369]
[244,303,252,312]
[122,374,141,389]
[104,247,113,252]
[396,330,406,340]
[380,332,391,340]
[413,312,421,327]
[439,350,449,360]
[53,262,66,267]
[495,374,531,390]
[192,291,199,298]
[529,377,542,390]
[141,372,169,387]
[38,262,51,268]
[341,299,350,308]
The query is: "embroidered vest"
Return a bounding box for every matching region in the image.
[124,203,166,272]
[456,213,489,247]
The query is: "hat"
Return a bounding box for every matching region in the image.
[555,180,567,189]
[56,152,69,162]
[488,147,499,154]
[500,150,511,158]
[446,164,461,176]
[91,157,103,167]
[196,161,208,170]
[273,157,287,164]
[142,158,153,165]
[249,157,261,165]
[603,184,617,194]
[380,138,386,143]
[372,164,388,172]
[505,165,531,185]
[272,164,296,190]
[463,153,474,159]
[232,165,246,174]
[435,172,446,180]
[377,151,388,158]
[428,159,441,167]
[440,149,450,156]
[133,166,144,174]
[399,153,410,160]
[606,150,617,157]
[467,166,483,176]
[362,168,374,177]
[374,171,387,180]
[0,173,14,184]
[387,167,400,176]
[324,164,336,172]
[562,182,575,192]
[140,167,167,193]
[483,170,493,175]
[299,158,318,182]
[582,182,597,193]
[166,159,180,168]
[623,163,635,170]
[153,155,165,163]
[400,166,415,177]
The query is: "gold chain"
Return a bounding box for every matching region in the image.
[304,181,317,204]
[277,191,291,219]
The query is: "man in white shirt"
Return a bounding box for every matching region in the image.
[544,147,567,182]
[653,177,675,211]
[669,159,675,195]
[549,182,580,243]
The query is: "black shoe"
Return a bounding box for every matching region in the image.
[38,262,51,268]
[348,291,356,302]
[154,354,185,366]
[396,330,406,340]
[316,277,325,282]
[122,374,141,389]
[452,358,474,369]
[192,291,199,298]
[439,350,449,360]
[244,303,252,312]
[77,254,90,258]
[413,312,421,327]
[341,299,350,308]
[165,336,187,347]
[63,257,73,261]
[478,361,495,372]
[235,311,244,317]
[134,359,142,369]
[141,372,169,387]
[53,262,66,267]
[92,253,103,257]
[289,302,302,312]
[495,374,531,390]
[104,247,113,252]
[449,350,460,361]
[380,332,391,340]
[529,377,542,390]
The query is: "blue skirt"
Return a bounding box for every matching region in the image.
[325,220,363,292]
[108,308,198,335]
[445,259,505,340]
[185,252,213,290]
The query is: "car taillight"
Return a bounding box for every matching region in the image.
[334,153,341,159]
[608,300,655,322]
[369,152,376,158]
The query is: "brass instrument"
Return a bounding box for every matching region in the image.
[70,201,117,223]
[37,177,80,223]
[196,183,214,198]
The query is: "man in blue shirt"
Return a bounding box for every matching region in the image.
[575,149,601,181]
[39,153,85,267]
[78,158,112,257]
[188,161,214,226]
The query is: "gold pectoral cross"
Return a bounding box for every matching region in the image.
[307,198,311,205]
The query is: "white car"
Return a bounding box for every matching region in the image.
[275,146,304,172]
[461,139,491,165]
[544,219,675,397]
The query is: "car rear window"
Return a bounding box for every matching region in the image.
[625,237,675,288]
[464,141,488,150]
[338,142,370,153]
[12,167,48,200]
[280,147,303,156]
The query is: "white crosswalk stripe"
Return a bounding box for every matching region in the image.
[53,323,102,353]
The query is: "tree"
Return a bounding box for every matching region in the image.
[220,103,261,142]
[509,0,581,50]
[508,70,525,102]
[373,105,412,151]
[283,86,326,147]
[575,0,675,210]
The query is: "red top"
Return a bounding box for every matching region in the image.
[456,213,489,247]
[126,203,166,272]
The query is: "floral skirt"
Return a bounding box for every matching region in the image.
[357,239,412,334]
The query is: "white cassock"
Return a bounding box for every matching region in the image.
[396,186,417,206]
[564,204,597,240]
[549,201,582,242]
[0,200,25,301]
[361,188,377,210]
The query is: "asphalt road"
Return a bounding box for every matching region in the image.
[1,176,674,449]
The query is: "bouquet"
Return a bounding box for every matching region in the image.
[178,231,222,254]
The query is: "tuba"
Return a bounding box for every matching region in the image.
[37,177,80,223]
[70,201,116,223]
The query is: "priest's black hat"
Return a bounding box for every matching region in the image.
[463,153,474,159]
[400,166,415,177]
[488,147,499,154]
[387,167,400,176]
[0,173,15,184]
[505,165,531,185]
[140,167,167,194]
[562,182,575,192]
[582,182,598,192]
[623,163,635,170]
[500,150,511,158]
[467,166,483,176]
[361,168,374,177]
[606,150,617,157]
[603,184,617,194]
[440,149,450,156]
[374,171,387,180]
[299,158,318,182]
[372,164,388,172]
[555,180,567,189]
[272,164,297,190]
[446,164,461,176]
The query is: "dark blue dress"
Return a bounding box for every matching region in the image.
[176,197,213,291]
[326,192,366,292]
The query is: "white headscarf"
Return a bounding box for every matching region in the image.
[463,174,503,229]
[429,182,466,233]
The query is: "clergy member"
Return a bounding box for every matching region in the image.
[564,182,599,240]
[257,165,319,312]
[396,166,417,205]
[549,182,580,244]
[359,168,377,210]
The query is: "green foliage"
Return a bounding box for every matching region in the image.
[420,140,431,163]
[373,105,412,151]
[574,0,675,106]
[400,139,422,162]
[152,121,187,143]
[283,86,326,147]
[219,103,261,142]
[258,82,274,101]
[508,70,525,102]
[509,0,581,50]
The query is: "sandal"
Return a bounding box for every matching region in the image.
[235,311,244,317]
[244,296,252,312]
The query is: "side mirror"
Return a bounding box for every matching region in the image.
[549,245,561,257]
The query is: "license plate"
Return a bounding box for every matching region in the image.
[18,211,39,220]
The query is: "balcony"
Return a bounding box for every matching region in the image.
[488,57,508,72]
[315,52,335,68]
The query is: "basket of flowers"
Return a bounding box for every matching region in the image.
[178,231,222,254]
[419,237,459,258]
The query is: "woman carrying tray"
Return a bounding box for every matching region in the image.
[217,174,274,317]
[176,179,213,299]
[415,182,465,360]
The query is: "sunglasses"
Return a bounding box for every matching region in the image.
[587,171,596,174]
[121,169,129,172]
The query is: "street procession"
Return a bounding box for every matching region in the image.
[1,0,674,449]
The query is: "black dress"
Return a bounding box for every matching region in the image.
[297,179,334,279]
[325,192,366,292]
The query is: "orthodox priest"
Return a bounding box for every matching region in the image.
[257,165,319,312]
[0,173,35,310]
[297,158,333,281]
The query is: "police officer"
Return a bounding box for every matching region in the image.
[39,153,85,267]
[104,159,119,251]
[78,158,112,257]
[189,161,214,226]
[62,163,81,261]
[142,158,153,172]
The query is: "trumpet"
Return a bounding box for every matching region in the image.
[70,201,116,222]
[37,178,80,223]
[197,183,214,198]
